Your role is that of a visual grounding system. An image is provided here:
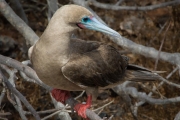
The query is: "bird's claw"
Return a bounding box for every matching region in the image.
[74,95,92,119]
[74,103,90,119]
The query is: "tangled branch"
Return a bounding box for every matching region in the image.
[0,0,180,119]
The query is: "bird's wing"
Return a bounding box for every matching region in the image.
[69,38,100,54]
[62,43,129,88]
[124,64,161,82]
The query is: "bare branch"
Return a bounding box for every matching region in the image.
[0,54,104,119]
[1,0,179,70]
[73,0,180,66]
[0,64,27,120]
[20,60,43,84]
[0,117,8,120]
[115,0,124,6]
[174,111,180,120]
[114,84,180,105]
[93,100,114,112]
[15,95,27,120]
[46,0,58,21]
[41,104,70,120]
[154,21,171,70]
[158,75,180,89]
[0,0,38,45]
[75,90,85,100]
[126,87,180,104]
[88,0,180,11]
[0,70,41,120]
[9,0,28,24]
[133,66,179,116]
[0,54,51,91]
[86,109,104,120]
[149,20,168,47]
[109,34,180,67]
[1,0,180,119]
[50,94,72,120]
[0,112,11,116]
[0,87,6,106]
[66,97,104,120]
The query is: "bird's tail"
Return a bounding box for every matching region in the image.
[124,64,162,82]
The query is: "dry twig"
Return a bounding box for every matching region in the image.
[0,70,41,120]
[88,0,180,11]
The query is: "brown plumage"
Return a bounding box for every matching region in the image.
[29,4,160,94]
[29,4,160,118]
[62,38,128,87]
[28,5,161,117]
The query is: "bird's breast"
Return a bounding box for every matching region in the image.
[31,46,83,91]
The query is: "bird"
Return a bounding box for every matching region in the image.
[28,4,160,119]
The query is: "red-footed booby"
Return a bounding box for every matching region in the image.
[29,4,160,119]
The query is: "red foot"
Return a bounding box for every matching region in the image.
[51,89,71,104]
[74,95,92,119]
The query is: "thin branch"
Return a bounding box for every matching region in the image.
[75,90,85,100]
[50,94,72,120]
[0,55,102,119]
[73,0,180,66]
[114,83,180,105]
[154,21,171,70]
[0,112,11,116]
[158,75,180,89]
[93,100,114,112]
[174,111,180,120]
[66,97,104,120]
[166,66,179,79]
[97,108,104,115]
[108,32,180,67]
[88,0,180,11]
[0,117,8,120]
[7,88,28,120]
[0,70,41,120]
[0,0,38,45]
[46,0,58,21]
[149,20,168,47]
[0,54,52,91]
[138,83,159,95]
[107,115,114,120]
[0,64,18,86]
[0,87,6,106]
[41,104,69,120]
[6,89,17,106]
[24,108,61,115]
[20,60,43,84]
[133,66,179,115]
[115,0,124,6]
[125,87,180,104]
[9,0,28,24]
[1,0,179,68]
[86,109,104,120]
[15,95,27,120]
[0,64,27,120]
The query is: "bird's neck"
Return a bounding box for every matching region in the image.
[37,21,76,63]
[42,21,75,42]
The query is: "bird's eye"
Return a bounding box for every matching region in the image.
[81,17,89,23]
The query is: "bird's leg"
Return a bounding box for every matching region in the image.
[51,89,71,104]
[51,89,92,119]
[74,95,92,119]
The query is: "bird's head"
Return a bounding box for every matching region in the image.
[53,5,121,37]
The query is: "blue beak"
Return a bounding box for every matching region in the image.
[79,17,121,38]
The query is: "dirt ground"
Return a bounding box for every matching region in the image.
[0,0,180,120]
